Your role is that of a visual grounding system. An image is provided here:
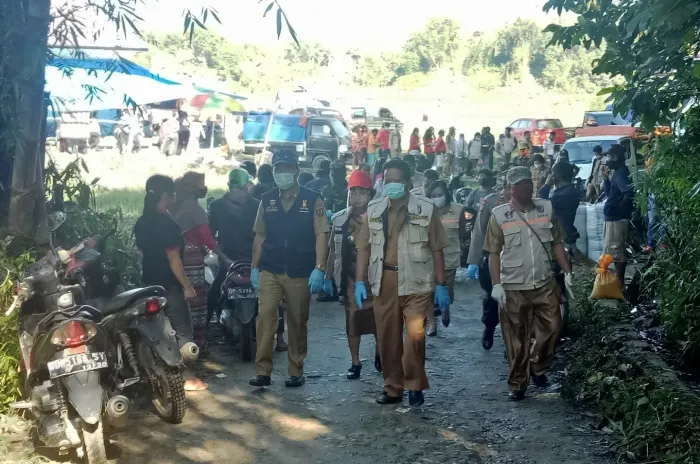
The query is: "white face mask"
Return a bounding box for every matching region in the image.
[432,196,447,208]
[534,162,543,169]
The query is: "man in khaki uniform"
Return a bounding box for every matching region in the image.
[484,166,573,401]
[356,159,451,407]
[250,149,329,388]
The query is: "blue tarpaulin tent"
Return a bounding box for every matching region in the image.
[243,112,307,143]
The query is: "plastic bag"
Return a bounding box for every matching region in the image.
[590,253,624,300]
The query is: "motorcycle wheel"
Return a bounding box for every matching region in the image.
[82,420,107,464]
[240,322,254,362]
[150,359,186,424]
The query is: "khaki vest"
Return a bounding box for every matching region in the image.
[330,208,350,285]
[438,204,463,270]
[366,194,435,297]
[491,199,555,291]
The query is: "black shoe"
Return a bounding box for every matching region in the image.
[482,327,495,351]
[374,353,382,373]
[249,375,271,387]
[509,390,526,401]
[346,364,362,380]
[441,307,450,328]
[376,392,402,404]
[408,390,424,407]
[531,374,548,388]
[426,320,437,337]
[285,376,306,387]
[434,307,442,317]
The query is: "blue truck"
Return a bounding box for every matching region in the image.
[243,112,351,169]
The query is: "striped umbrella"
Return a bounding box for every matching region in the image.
[188,93,246,113]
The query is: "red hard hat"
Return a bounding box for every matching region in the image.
[348,170,372,190]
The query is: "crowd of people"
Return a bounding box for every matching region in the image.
[130,128,634,405]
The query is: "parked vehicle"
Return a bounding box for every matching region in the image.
[219,260,258,362]
[508,118,566,152]
[7,213,124,464]
[288,107,347,124]
[243,112,351,169]
[562,126,644,185]
[61,232,198,425]
[349,106,402,130]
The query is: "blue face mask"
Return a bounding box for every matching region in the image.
[384,182,406,200]
[274,173,296,190]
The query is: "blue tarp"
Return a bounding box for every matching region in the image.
[48,56,180,85]
[243,113,307,142]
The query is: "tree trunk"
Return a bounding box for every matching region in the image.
[7,0,51,246]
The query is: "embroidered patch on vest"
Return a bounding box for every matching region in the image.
[266,199,278,212]
[409,214,428,220]
[315,204,325,216]
[370,217,383,223]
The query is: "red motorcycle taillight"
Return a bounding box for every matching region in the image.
[51,321,97,348]
[145,298,161,315]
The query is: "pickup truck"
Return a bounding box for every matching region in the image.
[349,106,402,130]
[243,112,351,169]
[562,126,645,184]
[508,118,566,152]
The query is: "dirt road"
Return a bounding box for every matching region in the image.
[111,280,612,464]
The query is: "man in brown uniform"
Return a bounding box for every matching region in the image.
[249,149,330,388]
[484,166,573,401]
[356,159,450,407]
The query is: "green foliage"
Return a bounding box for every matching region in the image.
[563,275,700,462]
[634,112,700,369]
[543,0,699,127]
[403,18,460,72]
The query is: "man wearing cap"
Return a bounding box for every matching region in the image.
[484,166,573,401]
[465,169,497,211]
[250,149,330,388]
[305,159,332,193]
[323,170,381,380]
[586,145,605,203]
[602,144,634,290]
[320,161,349,216]
[355,159,451,407]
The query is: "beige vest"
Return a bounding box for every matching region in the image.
[366,194,435,297]
[330,208,350,285]
[439,204,463,270]
[491,199,555,291]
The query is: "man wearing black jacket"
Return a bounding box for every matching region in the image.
[539,161,580,251]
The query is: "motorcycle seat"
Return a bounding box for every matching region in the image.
[100,286,165,316]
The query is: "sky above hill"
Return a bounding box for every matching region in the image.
[131,0,569,50]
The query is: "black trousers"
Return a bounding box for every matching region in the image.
[478,255,499,331]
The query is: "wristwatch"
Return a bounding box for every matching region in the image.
[316,264,327,272]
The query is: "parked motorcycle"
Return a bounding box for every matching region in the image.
[219,260,258,362]
[8,212,127,464]
[60,231,199,424]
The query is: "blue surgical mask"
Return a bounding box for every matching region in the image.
[432,196,446,208]
[384,182,406,200]
[274,173,296,190]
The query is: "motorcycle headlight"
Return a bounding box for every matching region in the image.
[57,291,74,309]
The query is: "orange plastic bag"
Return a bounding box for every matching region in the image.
[590,253,624,300]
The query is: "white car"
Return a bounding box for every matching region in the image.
[563,134,640,185]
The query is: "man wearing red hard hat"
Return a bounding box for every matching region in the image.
[323,170,381,380]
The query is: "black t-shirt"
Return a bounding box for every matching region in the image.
[134,212,184,290]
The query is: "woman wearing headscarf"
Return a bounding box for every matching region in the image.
[171,172,218,357]
[324,170,381,379]
[134,175,207,391]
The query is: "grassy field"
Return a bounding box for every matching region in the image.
[95,188,227,217]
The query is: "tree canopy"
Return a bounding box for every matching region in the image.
[543,0,700,126]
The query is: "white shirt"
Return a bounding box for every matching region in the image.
[455,138,466,157]
[543,139,556,157]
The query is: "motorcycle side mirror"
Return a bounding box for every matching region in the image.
[47,211,67,232]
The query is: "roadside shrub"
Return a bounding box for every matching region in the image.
[636,111,700,371]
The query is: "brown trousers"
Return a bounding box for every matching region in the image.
[375,271,431,397]
[256,271,310,377]
[501,279,561,391]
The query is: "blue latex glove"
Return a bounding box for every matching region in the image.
[322,279,334,296]
[434,285,451,310]
[326,210,333,222]
[467,264,480,280]
[251,268,260,290]
[354,281,367,309]
[309,269,325,293]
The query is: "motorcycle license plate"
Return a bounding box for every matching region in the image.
[228,287,256,299]
[47,352,108,379]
